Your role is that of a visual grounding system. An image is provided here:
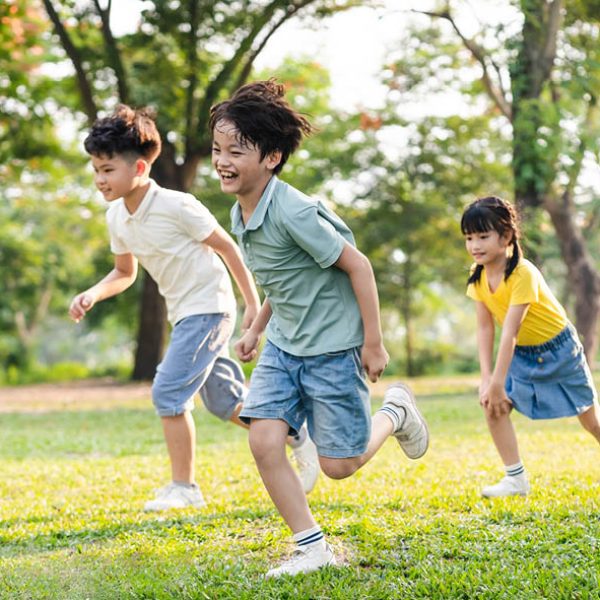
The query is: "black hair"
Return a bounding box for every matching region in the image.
[208,78,314,174]
[460,196,522,285]
[84,104,161,163]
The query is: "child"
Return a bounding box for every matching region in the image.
[68,104,319,511]
[209,80,429,577]
[462,196,600,498]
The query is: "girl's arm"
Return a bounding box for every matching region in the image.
[203,225,261,329]
[68,253,138,322]
[485,303,530,418]
[234,298,272,362]
[475,301,495,401]
[333,242,389,382]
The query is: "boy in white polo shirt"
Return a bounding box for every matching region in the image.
[69,104,319,511]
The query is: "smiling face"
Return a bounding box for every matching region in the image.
[90,153,146,203]
[211,119,281,206]
[464,229,511,266]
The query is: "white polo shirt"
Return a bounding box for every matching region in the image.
[106,179,236,325]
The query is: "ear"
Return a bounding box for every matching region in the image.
[265,150,282,172]
[135,158,149,176]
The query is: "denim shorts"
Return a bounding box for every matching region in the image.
[240,340,371,458]
[152,313,246,419]
[506,324,597,419]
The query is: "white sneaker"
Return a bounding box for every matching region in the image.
[266,542,336,578]
[290,434,320,494]
[382,382,429,459]
[482,474,530,498]
[144,482,206,511]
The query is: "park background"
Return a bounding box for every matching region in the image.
[1,1,600,598]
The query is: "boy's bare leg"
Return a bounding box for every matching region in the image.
[484,409,521,465]
[161,412,195,483]
[578,402,600,444]
[248,418,317,532]
[319,412,394,480]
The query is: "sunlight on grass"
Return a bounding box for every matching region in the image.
[1,379,599,598]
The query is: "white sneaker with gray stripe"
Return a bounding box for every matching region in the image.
[380,382,429,459]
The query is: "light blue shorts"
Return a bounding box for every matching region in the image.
[506,324,597,419]
[240,340,371,458]
[152,313,246,419]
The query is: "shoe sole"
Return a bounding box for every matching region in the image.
[385,382,429,459]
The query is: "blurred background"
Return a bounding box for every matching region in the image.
[1,0,599,386]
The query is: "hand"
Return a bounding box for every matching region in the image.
[234,329,260,363]
[240,304,259,331]
[69,292,96,323]
[481,380,512,418]
[478,377,491,406]
[361,342,389,383]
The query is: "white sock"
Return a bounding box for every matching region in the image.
[504,462,525,477]
[293,525,324,549]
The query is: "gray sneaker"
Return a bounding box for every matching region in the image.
[382,382,429,459]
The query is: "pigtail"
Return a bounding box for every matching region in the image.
[505,238,521,280]
[468,264,484,285]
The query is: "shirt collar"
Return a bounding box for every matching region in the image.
[231,176,279,235]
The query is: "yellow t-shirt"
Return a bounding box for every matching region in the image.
[466,259,567,345]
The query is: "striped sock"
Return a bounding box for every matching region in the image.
[505,462,525,477]
[378,405,404,432]
[293,525,324,549]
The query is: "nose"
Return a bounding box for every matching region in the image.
[95,172,106,186]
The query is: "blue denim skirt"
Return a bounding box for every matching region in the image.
[505,324,597,419]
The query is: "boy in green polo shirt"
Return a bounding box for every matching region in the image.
[210,79,429,577]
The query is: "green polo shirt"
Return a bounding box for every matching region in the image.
[231,176,363,356]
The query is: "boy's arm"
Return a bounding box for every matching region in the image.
[484,303,529,418]
[69,253,138,322]
[235,299,272,362]
[333,242,389,382]
[203,225,261,329]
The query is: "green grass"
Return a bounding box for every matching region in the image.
[1,379,599,599]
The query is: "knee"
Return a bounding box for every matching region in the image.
[320,458,359,480]
[248,427,284,465]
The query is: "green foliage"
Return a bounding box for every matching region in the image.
[0,381,599,597]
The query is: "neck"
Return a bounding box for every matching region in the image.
[485,253,509,279]
[237,175,274,224]
[123,179,151,214]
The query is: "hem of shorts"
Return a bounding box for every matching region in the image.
[238,410,301,432]
[512,403,593,420]
[316,443,368,459]
[155,402,194,417]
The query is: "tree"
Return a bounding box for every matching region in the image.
[416,1,600,360]
[36,0,368,379]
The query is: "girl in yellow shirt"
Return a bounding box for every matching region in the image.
[462,196,599,497]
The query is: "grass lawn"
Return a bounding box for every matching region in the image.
[0,376,599,599]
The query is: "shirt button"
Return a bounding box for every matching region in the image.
[537,357,544,363]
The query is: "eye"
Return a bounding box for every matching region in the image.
[212,146,220,153]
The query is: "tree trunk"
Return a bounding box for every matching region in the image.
[132,272,167,380]
[130,148,181,380]
[544,196,600,363]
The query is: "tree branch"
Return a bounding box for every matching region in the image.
[42,0,97,122]
[184,0,200,156]
[190,0,319,156]
[92,0,129,103]
[233,0,315,90]
[414,9,512,120]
